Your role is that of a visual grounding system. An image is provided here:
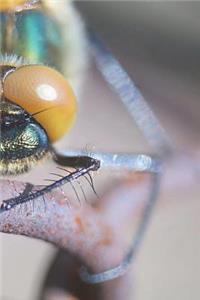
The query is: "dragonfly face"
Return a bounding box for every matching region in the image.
[0,93,50,175]
[0,61,77,175]
[0,0,78,175]
[0,64,50,176]
[0,0,164,288]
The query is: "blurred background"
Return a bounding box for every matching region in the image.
[1,1,200,300]
[76,1,200,151]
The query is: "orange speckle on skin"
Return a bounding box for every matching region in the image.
[57,198,67,206]
[99,237,113,246]
[96,225,113,247]
[74,215,85,233]
[125,171,148,186]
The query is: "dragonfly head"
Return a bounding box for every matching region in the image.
[0,62,77,175]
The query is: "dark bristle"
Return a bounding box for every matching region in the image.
[0,156,100,212]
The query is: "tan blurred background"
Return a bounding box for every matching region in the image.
[1,1,200,300]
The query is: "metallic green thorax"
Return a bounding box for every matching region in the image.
[0,8,63,71]
[0,99,49,175]
[0,8,62,175]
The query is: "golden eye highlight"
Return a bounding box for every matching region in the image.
[3,65,77,142]
[0,0,26,10]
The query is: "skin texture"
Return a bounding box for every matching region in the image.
[0,172,151,273]
[1,3,200,299]
[0,151,199,299]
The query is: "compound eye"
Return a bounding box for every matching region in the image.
[0,0,26,10]
[3,65,77,142]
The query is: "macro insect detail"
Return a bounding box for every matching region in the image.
[0,0,170,286]
[0,63,77,175]
[0,0,100,210]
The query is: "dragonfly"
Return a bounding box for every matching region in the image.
[0,0,171,285]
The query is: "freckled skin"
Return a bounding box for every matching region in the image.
[75,215,86,234]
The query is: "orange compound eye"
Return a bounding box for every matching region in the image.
[3,65,77,142]
[0,0,27,10]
